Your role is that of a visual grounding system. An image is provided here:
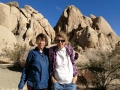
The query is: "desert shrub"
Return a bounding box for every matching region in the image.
[77,46,120,90]
[2,43,27,66]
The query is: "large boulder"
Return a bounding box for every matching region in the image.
[78,26,98,49]
[98,33,112,51]
[92,16,116,35]
[0,25,17,53]
[32,13,44,21]
[0,2,56,66]
[54,5,119,53]
[0,3,19,31]
[6,1,19,8]
[0,2,55,46]
[54,5,92,34]
[0,2,24,32]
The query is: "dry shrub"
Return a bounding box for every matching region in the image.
[2,43,27,66]
[77,46,120,90]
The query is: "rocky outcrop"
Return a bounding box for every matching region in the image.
[78,26,98,49]
[55,5,87,34]
[6,1,19,8]
[92,16,115,35]
[54,5,119,52]
[0,1,55,47]
[0,1,55,65]
[0,2,120,67]
[0,25,17,53]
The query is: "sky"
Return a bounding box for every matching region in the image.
[0,0,120,36]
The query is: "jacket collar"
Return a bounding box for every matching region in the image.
[34,47,47,54]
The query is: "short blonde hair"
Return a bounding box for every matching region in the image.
[54,32,68,44]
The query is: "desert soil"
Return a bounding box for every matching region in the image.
[0,65,27,90]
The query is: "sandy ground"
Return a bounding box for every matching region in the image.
[0,65,27,90]
[0,65,98,90]
[0,65,82,90]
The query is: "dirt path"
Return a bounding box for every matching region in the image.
[0,65,27,90]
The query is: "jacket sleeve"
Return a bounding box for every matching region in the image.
[70,46,78,77]
[49,47,54,76]
[18,51,33,89]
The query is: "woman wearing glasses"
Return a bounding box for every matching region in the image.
[49,32,78,90]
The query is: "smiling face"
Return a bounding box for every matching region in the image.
[55,36,66,49]
[36,38,46,50]
[36,33,48,51]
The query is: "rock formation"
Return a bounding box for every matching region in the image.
[0,25,17,53]
[0,1,55,47]
[0,1,55,65]
[0,2,120,67]
[54,5,120,52]
[78,26,98,49]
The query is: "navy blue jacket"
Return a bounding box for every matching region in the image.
[18,47,49,89]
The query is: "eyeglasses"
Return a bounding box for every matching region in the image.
[56,39,65,43]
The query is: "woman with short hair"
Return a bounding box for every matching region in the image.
[18,33,49,90]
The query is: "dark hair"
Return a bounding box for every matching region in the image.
[36,33,48,45]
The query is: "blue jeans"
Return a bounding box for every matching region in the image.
[52,82,76,90]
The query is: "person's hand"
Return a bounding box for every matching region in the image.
[51,75,57,83]
[72,76,77,83]
[74,52,79,60]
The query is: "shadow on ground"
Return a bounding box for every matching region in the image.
[7,66,23,72]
